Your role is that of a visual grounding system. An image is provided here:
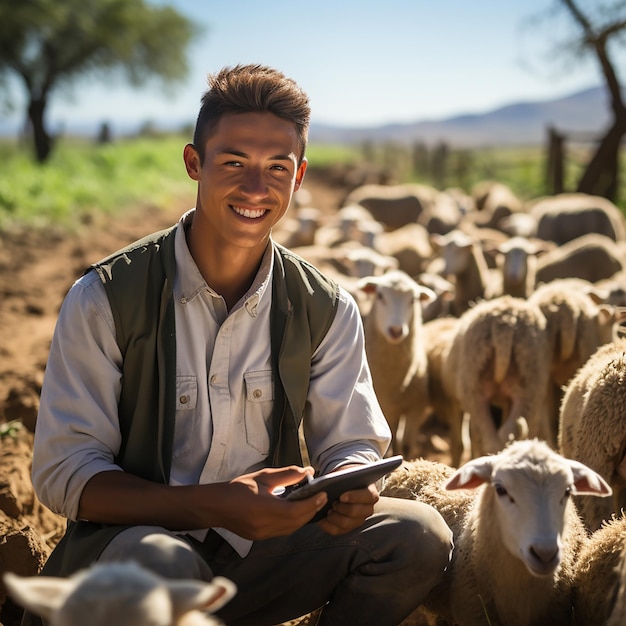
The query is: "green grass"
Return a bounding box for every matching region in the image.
[1,135,624,233]
[0,134,194,231]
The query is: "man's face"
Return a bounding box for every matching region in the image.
[184,111,307,252]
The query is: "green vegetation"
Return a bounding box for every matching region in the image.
[0,135,194,231]
[0,135,624,234]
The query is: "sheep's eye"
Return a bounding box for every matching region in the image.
[494,483,514,502]
[564,486,572,499]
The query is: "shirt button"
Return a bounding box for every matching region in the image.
[253,389,262,399]
[179,395,188,405]
[210,374,218,384]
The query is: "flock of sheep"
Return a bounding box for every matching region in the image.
[5,181,626,625]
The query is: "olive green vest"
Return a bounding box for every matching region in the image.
[24,225,338,610]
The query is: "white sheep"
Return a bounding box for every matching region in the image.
[444,295,551,457]
[558,339,626,532]
[493,236,546,299]
[529,279,624,447]
[3,561,236,626]
[358,270,435,459]
[375,222,434,278]
[430,229,500,317]
[342,182,440,231]
[571,514,626,626]
[382,439,612,626]
[422,316,466,467]
[534,233,625,285]
[530,192,626,245]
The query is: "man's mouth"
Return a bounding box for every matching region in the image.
[232,205,267,219]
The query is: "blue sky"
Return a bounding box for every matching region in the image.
[4,0,616,132]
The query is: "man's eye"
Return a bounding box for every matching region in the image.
[270,164,287,171]
[225,161,242,167]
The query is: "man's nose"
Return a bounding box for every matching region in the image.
[240,168,268,197]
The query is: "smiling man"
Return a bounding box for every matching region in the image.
[25,64,453,626]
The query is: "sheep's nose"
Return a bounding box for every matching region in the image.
[530,543,558,564]
[388,326,403,340]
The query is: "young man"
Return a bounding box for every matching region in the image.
[26,64,452,626]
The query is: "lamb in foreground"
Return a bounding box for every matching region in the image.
[572,514,626,626]
[382,439,612,626]
[558,338,626,531]
[3,561,236,626]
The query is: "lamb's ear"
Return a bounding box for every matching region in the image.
[356,277,379,295]
[568,460,613,497]
[445,456,494,490]
[3,572,76,621]
[167,576,236,618]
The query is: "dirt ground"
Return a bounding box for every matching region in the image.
[0,165,380,625]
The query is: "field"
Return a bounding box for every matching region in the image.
[0,134,622,625]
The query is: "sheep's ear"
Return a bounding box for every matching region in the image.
[445,457,494,490]
[167,576,236,618]
[417,286,436,304]
[568,460,613,497]
[356,277,378,294]
[3,572,76,621]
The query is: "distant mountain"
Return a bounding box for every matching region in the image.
[309,86,612,147]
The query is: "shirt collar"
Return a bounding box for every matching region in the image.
[173,209,274,318]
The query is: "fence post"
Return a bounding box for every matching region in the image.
[546,126,564,194]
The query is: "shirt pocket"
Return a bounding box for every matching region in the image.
[243,370,274,455]
[172,375,198,461]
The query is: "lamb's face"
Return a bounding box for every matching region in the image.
[488,461,573,578]
[372,282,417,344]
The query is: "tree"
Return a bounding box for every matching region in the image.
[530,1,626,201]
[0,0,201,162]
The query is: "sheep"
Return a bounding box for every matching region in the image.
[3,561,236,626]
[375,222,434,277]
[530,192,626,245]
[382,439,613,626]
[414,272,455,322]
[272,206,322,248]
[444,295,551,458]
[558,339,626,532]
[534,233,625,285]
[358,270,436,459]
[430,229,500,317]
[489,236,553,299]
[422,316,466,467]
[529,279,625,447]
[571,514,626,626]
[342,182,440,231]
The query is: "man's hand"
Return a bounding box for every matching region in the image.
[209,466,328,540]
[316,482,380,535]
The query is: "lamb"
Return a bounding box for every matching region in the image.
[375,222,434,277]
[430,229,500,317]
[358,270,435,459]
[529,279,624,446]
[558,339,626,532]
[422,316,466,467]
[571,514,626,625]
[3,561,236,626]
[342,182,440,231]
[494,236,546,299]
[534,233,625,285]
[382,439,613,626]
[530,192,626,245]
[444,295,551,457]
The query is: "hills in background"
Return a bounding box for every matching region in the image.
[309,85,611,147]
[0,85,612,147]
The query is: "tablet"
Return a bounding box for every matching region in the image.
[276,455,404,522]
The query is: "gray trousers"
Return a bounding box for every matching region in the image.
[97,496,453,626]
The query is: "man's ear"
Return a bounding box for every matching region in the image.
[294,157,307,191]
[183,143,201,181]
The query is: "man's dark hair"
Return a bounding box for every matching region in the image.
[193,64,310,163]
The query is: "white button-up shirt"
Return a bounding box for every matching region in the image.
[32,210,391,556]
